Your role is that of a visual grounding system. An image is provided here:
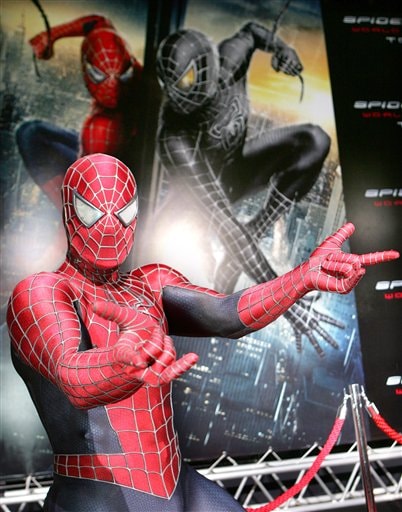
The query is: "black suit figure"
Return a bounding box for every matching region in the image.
[156,23,341,355]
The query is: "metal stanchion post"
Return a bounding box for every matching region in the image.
[349,383,377,512]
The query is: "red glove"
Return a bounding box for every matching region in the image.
[301,222,399,294]
[238,223,399,331]
[93,300,198,386]
[30,31,53,59]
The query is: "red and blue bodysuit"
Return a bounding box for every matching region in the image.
[7,154,398,511]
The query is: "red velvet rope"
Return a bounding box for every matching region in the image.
[246,414,345,512]
[367,406,402,445]
[241,393,401,511]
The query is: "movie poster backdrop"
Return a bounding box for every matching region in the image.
[0,0,400,478]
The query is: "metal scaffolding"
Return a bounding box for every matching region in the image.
[199,441,401,510]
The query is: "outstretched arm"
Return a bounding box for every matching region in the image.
[29,14,114,59]
[237,223,398,332]
[161,224,399,338]
[158,131,394,354]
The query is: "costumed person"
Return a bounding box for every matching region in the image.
[156,24,339,355]
[7,153,399,511]
[16,14,142,211]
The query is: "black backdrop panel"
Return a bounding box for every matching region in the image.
[321,0,402,434]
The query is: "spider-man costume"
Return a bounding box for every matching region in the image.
[156,25,343,355]
[7,154,398,511]
[16,14,142,210]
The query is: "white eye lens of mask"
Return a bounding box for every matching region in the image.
[85,60,107,84]
[116,197,138,226]
[119,65,134,83]
[73,192,104,227]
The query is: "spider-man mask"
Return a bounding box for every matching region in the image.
[62,154,138,273]
[81,28,134,109]
[156,29,219,115]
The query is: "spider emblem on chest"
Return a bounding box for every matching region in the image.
[208,96,247,151]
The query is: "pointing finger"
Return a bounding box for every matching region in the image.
[359,250,400,267]
[93,300,130,324]
[160,353,199,385]
[92,300,149,329]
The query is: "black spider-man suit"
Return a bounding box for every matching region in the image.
[156,23,341,356]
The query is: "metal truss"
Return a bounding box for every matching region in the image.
[1,442,400,511]
[0,474,50,512]
[198,441,402,510]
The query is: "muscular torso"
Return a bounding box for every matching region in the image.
[9,261,181,497]
[8,256,248,498]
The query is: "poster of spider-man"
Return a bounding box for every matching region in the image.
[143,0,367,461]
[0,0,400,483]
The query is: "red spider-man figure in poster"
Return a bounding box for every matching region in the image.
[16,14,142,210]
[7,154,399,511]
